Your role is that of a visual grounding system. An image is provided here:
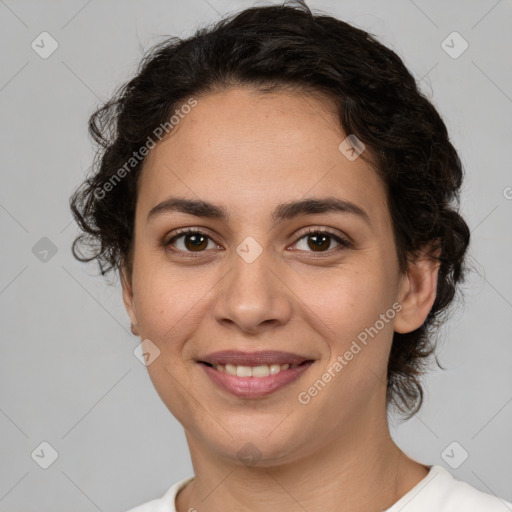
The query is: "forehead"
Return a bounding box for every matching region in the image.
[136,87,388,227]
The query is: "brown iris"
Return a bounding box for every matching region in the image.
[183,233,209,251]
[307,233,331,251]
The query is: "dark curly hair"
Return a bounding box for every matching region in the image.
[69,0,470,418]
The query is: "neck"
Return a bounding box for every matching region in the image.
[176,406,428,512]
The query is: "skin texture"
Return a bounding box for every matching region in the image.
[122,87,439,512]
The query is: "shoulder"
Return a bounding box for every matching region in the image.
[387,465,512,512]
[122,475,194,512]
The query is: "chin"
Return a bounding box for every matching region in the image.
[195,420,311,467]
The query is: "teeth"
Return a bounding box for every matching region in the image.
[214,362,297,377]
[269,364,281,375]
[225,364,237,376]
[252,365,270,377]
[236,365,252,377]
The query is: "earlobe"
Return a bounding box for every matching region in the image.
[120,266,138,332]
[394,249,440,334]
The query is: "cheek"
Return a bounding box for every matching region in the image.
[132,245,212,333]
[132,265,209,424]
[298,264,396,333]
[295,262,398,382]
[145,357,204,433]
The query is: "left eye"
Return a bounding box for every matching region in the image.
[164,229,350,255]
[292,230,350,253]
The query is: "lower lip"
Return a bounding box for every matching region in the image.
[199,362,314,398]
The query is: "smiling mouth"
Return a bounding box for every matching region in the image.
[200,360,312,377]
[198,359,315,398]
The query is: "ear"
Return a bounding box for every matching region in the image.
[120,265,138,332]
[394,245,441,334]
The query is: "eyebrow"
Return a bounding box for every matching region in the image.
[146,196,371,227]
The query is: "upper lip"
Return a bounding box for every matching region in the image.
[198,350,313,366]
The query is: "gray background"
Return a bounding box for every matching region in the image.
[1,0,511,510]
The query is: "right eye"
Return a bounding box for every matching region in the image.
[164,228,221,255]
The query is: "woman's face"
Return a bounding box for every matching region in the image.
[122,87,434,465]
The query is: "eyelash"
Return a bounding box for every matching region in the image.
[163,226,352,258]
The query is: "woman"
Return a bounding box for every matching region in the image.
[69,2,511,511]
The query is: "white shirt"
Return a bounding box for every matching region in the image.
[124,465,512,512]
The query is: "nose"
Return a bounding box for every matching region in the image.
[211,244,293,335]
